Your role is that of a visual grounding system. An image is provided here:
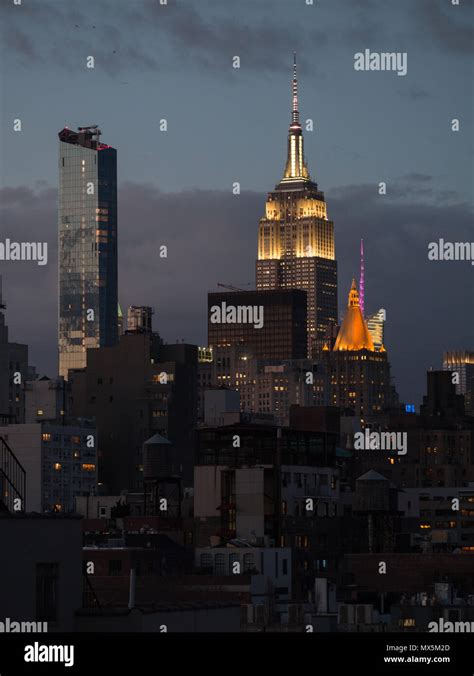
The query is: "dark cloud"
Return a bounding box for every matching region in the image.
[417,0,474,55]
[0,186,57,375]
[1,180,472,406]
[1,0,470,83]
[0,0,160,75]
[0,0,323,77]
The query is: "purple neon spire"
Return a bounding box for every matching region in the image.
[359,238,365,316]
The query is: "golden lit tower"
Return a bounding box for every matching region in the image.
[256,54,337,355]
[324,280,396,416]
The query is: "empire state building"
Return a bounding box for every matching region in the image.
[256,56,337,356]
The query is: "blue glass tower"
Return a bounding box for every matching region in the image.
[58,126,118,378]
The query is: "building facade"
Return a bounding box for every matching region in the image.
[324,281,395,416]
[70,333,197,491]
[25,375,71,424]
[443,351,474,414]
[208,289,307,361]
[58,126,118,379]
[256,57,337,355]
[367,308,386,350]
[0,422,97,513]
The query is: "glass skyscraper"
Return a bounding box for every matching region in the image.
[58,126,118,379]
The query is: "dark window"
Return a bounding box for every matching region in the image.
[36,563,59,622]
[109,559,122,575]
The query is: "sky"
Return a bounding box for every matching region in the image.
[0,0,473,406]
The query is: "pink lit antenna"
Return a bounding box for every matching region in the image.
[359,238,365,316]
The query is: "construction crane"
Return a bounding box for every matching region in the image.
[217,282,252,292]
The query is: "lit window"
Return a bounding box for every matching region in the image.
[53,463,62,471]
[82,463,96,472]
[37,409,44,416]
[400,618,416,627]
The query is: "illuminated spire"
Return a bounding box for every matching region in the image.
[281,53,310,183]
[333,279,375,351]
[359,238,365,316]
[292,52,299,125]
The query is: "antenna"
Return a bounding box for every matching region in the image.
[359,238,365,316]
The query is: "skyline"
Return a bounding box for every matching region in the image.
[1,2,474,665]
[0,0,473,406]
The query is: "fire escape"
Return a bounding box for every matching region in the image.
[0,435,26,513]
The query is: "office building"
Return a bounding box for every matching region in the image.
[208,289,307,360]
[127,306,154,334]
[70,333,197,491]
[324,280,395,415]
[58,125,118,378]
[256,56,337,355]
[443,350,474,395]
[0,422,97,513]
[367,308,386,350]
[25,375,71,424]
[194,422,339,598]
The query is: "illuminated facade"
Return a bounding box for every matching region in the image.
[325,281,395,416]
[443,351,474,396]
[367,308,386,350]
[333,280,375,352]
[256,55,337,355]
[0,422,97,513]
[58,126,118,379]
[127,306,154,334]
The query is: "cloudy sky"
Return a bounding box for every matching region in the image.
[0,0,472,406]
